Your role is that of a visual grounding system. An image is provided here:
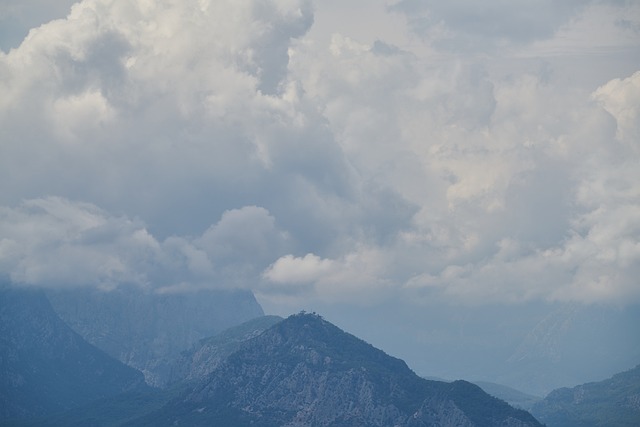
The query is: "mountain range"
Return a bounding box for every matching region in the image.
[3,283,639,426]
[132,313,542,426]
[1,288,543,427]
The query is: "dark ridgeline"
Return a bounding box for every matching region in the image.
[133,313,543,426]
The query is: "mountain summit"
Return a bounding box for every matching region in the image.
[136,313,542,426]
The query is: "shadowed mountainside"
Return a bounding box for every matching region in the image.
[46,285,264,386]
[0,287,146,422]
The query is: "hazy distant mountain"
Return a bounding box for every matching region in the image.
[0,287,146,422]
[499,304,640,396]
[323,302,640,397]
[531,364,640,427]
[474,382,541,411]
[424,378,542,411]
[46,285,264,386]
[132,313,543,426]
[167,315,283,385]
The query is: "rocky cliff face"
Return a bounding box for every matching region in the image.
[46,285,264,386]
[0,287,146,421]
[135,313,543,427]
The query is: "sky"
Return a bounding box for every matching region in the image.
[1,0,640,389]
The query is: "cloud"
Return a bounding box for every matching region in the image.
[389,0,587,51]
[1,0,639,308]
[0,197,159,288]
[593,70,640,148]
[0,197,291,292]
[199,206,288,262]
[261,247,391,304]
[196,206,291,287]
[0,0,78,52]
[0,0,363,242]
[393,67,640,305]
[286,22,640,305]
[263,253,334,285]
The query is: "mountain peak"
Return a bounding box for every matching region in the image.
[136,313,542,426]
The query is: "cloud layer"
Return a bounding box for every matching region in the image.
[0,197,289,292]
[1,0,639,307]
